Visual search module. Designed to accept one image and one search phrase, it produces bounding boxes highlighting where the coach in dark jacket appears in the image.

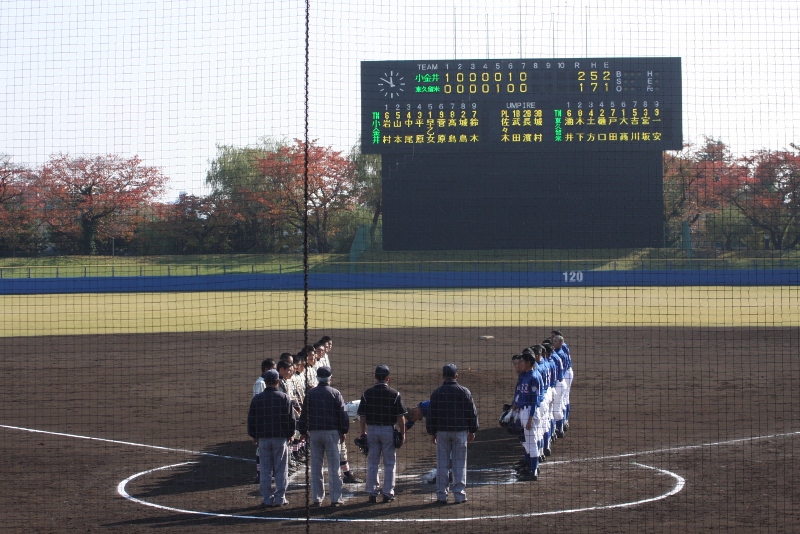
[247,369,296,507]
[427,363,479,504]
[298,366,349,507]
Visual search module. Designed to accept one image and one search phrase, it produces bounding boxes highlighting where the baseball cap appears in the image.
[375,364,390,380]
[317,366,332,381]
[442,363,458,378]
[264,369,279,383]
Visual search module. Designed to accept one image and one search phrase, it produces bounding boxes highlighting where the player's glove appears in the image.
[393,429,404,449]
[499,410,512,428]
[354,435,369,456]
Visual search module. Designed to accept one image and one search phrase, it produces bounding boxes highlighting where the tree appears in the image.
[350,146,382,243]
[254,140,356,253]
[0,155,43,255]
[36,154,168,254]
[205,141,287,252]
[704,206,753,250]
[663,138,737,247]
[159,193,242,253]
[717,146,800,250]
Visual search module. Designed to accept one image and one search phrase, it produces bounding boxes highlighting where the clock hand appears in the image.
[379,77,395,87]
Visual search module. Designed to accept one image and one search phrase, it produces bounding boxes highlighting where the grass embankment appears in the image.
[0,249,798,278]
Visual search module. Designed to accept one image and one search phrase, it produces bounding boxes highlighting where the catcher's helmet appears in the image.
[354,435,369,456]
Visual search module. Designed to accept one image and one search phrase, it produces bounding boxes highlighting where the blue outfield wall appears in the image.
[0,269,798,294]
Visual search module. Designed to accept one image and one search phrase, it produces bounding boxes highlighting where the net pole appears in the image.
[303,0,311,529]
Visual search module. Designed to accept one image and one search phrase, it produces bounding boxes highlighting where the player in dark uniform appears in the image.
[357,364,407,503]
[427,364,479,504]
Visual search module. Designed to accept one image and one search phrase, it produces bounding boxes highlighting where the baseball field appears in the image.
[1,286,798,532]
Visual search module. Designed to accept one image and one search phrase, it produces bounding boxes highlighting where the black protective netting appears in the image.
[1,1,798,532]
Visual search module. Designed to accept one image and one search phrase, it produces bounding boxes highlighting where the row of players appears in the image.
[502,331,574,481]
[249,330,573,505]
[252,336,364,485]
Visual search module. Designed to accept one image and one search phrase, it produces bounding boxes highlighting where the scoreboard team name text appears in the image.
[362,57,681,153]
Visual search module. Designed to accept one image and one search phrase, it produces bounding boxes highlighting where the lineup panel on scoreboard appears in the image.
[361,58,682,153]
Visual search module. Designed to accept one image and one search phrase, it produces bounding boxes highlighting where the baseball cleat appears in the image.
[368,495,378,503]
[382,494,395,503]
[342,473,363,484]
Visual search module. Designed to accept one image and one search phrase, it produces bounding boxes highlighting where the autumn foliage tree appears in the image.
[663,138,734,246]
[157,193,242,253]
[716,146,800,250]
[35,154,168,254]
[254,140,356,253]
[0,155,42,254]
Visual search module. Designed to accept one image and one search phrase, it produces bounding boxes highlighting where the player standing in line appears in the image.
[544,339,564,455]
[541,342,560,457]
[532,345,552,463]
[357,364,408,503]
[303,347,319,390]
[506,353,528,472]
[252,358,275,483]
[551,331,573,433]
[277,359,302,472]
[511,352,543,481]
[253,358,275,397]
[288,353,309,463]
[317,336,332,368]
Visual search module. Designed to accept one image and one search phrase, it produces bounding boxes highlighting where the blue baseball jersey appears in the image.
[405,400,430,430]
[549,353,565,382]
[557,344,572,370]
[535,359,550,391]
[532,366,545,405]
[513,369,541,409]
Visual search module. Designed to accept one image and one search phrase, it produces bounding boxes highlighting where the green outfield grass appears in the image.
[0,249,799,278]
[1,286,797,337]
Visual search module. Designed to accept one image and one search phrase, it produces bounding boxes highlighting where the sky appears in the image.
[1,0,798,198]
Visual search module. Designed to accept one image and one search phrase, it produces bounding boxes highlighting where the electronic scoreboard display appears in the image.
[361,57,682,153]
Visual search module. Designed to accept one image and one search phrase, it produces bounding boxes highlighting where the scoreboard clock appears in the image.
[361,57,682,153]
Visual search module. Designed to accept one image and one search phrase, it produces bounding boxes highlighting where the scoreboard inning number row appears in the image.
[361,58,682,153]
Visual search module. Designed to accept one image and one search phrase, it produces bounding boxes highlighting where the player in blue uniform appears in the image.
[511,352,543,481]
[405,400,430,430]
[533,344,553,463]
[551,331,573,433]
[544,340,565,453]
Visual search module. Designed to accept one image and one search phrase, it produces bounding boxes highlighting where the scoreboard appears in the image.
[361,57,682,153]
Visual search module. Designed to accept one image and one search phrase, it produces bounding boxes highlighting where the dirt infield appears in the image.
[1,326,799,532]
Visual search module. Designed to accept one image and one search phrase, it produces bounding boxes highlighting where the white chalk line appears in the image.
[115,460,684,523]
[0,424,245,461]
[4,424,798,522]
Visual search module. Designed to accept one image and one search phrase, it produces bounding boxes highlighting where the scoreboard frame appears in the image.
[361,57,682,153]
